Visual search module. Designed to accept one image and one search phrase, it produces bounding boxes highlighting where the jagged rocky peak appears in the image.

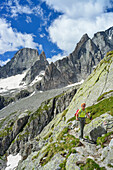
[0,48,40,78]
[9,48,40,69]
[38,51,47,61]
[92,26,113,55]
[73,33,90,55]
[21,50,49,85]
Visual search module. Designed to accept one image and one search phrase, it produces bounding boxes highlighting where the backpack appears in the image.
[75,109,79,117]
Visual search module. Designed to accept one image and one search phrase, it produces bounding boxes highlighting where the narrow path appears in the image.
[69,129,112,170]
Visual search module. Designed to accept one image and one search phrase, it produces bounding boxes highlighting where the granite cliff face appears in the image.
[0,48,40,78]
[22,51,49,84]
[36,27,113,91]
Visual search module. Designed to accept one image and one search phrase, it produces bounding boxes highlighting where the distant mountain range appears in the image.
[0,26,113,91]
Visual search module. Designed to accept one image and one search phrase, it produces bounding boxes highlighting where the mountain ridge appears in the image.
[0,26,113,93]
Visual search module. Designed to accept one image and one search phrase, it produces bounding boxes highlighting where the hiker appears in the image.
[76,103,90,139]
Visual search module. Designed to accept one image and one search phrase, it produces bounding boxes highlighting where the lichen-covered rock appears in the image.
[40,153,65,170]
[66,153,82,170]
[84,113,113,141]
[90,126,107,142]
[0,111,29,156]
[102,139,113,166]
[0,156,7,170]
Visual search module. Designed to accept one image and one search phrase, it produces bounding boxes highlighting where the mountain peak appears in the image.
[0,48,40,78]
[73,33,90,55]
[39,51,46,61]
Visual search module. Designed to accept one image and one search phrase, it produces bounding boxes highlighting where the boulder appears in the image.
[66,153,83,170]
[90,126,107,142]
[40,153,65,170]
[84,113,113,142]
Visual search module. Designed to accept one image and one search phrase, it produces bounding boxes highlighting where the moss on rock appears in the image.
[97,131,113,147]
[80,158,106,170]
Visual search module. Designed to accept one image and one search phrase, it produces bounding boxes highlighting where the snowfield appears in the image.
[5,153,22,170]
[66,79,84,88]
[0,71,27,93]
[30,70,45,86]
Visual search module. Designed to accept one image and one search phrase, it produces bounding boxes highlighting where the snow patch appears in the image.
[5,153,22,170]
[30,70,45,85]
[66,80,84,88]
[0,71,27,93]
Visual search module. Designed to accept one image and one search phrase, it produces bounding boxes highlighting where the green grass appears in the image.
[40,127,80,167]
[68,96,113,125]
[80,158,106,170]
[97,131,113,148]
[107,164,113,168]
[97,90,113,102]
[61,109,68,121]
[43,132,53,140]
[86,96,113,122]
[67,116,76,123]
[32,152,40,160]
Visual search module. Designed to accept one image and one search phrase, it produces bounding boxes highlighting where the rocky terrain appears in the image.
[0,51,113,170]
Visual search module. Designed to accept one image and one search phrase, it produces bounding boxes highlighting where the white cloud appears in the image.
[5,0,43,18]
[47,53,66,63]
[26,16,32,23]
[40,33,46,38]
[0,59,10,66]
[0,18,42,54]
[43,0,113,54]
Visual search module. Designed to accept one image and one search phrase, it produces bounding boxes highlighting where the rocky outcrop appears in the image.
[0,112,29,156]
[84,113,113,142]
[0,48,40,78]
[22,51,49,84]
[39,153,65,170]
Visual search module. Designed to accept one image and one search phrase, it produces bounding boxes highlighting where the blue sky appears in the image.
[0,0,113,66]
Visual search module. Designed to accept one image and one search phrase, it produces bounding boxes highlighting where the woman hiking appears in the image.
[76,103,90,139]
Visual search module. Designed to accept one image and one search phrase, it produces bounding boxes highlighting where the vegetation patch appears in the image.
[86,96,113,123]
[40,127,80,167]
[61,109,68,121]
[67,116,76,123]
[43,132,53,140]
[32,152,40,160]
[97,131,113,148]
[80,158,106,170]
[97,90,113,102]
[107,164,113,168]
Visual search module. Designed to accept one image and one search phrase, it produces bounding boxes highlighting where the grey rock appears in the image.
[84,113,113,142]
[39,153,65,170]
[66,153,83,170]
[0,48,40,78]
[90,126,107,142]
[0,155,7,170]
[22,51,49,84]
[109,138,113,149]
[0,111,29,156]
